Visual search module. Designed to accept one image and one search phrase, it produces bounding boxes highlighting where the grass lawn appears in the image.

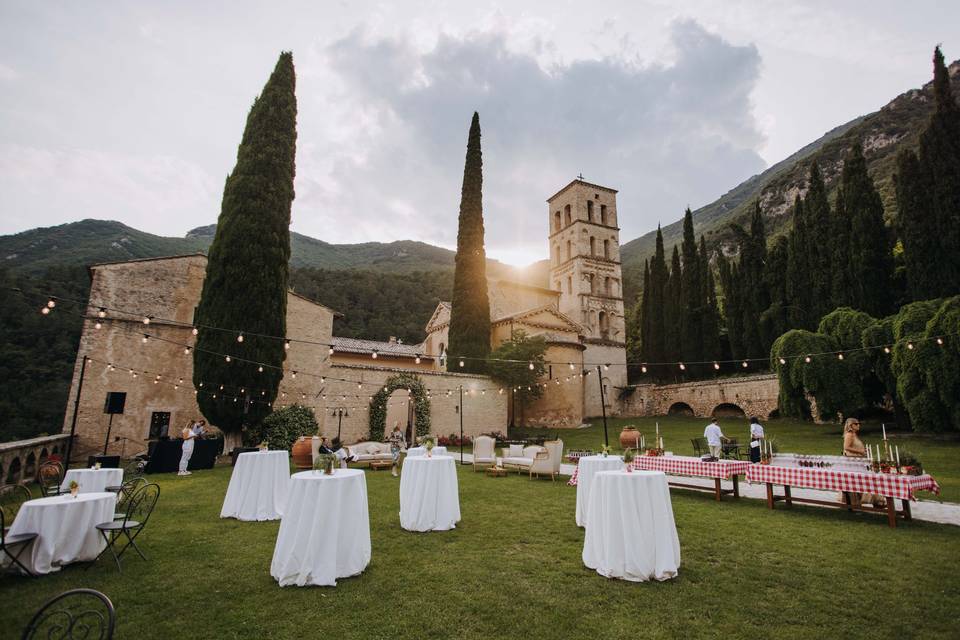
[510,416,960,503]
[3,460,959,639]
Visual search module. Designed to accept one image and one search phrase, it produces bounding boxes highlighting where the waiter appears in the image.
[749,417,765,463]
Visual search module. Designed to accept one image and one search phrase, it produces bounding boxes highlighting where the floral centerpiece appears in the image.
[623,448,636,472]
[898,450,923,475]
[600,444,610,458]
[313,453,336,475]
[423,437,436,458]
[258,441,268,452]
[93,462,101,470]
[69,480,80,497]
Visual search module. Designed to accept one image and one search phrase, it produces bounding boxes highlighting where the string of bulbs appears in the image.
[21,286,957,373]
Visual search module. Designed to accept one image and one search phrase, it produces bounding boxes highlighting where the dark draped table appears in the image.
[145,438,222,473]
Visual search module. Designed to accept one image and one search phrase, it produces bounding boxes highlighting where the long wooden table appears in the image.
[746,463,940,527]
[569,455,751,501]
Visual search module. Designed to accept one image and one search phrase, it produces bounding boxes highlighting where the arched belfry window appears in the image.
[603,239,610,259]
[564,204,572,226]
[600,204,607,225]
[566,239,572,260]
[554,211,561,231]
[589,237,596,255]
[587,200,594,222]
[598,311,609,338]
[604,276,611,295]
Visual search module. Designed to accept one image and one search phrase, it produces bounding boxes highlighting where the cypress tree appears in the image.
[841,142,894,316]
[679,208,702,373]
[447,112,491,373]
[831,184,854,307]
[699,236,721,371]
[639,259,651,362]
[739,203,769,359]
[760,235,790,351]
[920,46,960,295]
[193,52,297,438]
[646,226,668,377]
[785,194,811,328]
[665,245,683,372]
[895,149,937,299]
[718,254,744,362]
[803,162,835,322]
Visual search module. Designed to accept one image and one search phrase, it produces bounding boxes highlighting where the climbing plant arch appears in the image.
[368,373,432,442]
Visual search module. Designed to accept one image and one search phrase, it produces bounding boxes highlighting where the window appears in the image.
[600,204,607,225]
[612,278,619,297]
[564,204,572,226]
[567,276,572,293]
[553,244,560,265]
[599,311,609,337]
[604,277,611,295]
[603,239,610,259]
[554,211,561,231]
[149,411,170,439]
[588,273,595,294]
[587,200,594,222]
[589,237,596,255]
[566,240,572,260]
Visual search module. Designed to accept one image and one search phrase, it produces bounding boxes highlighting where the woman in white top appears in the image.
[178,422,196,476]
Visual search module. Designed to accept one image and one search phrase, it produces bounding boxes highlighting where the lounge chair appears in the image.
[472,435,497,471]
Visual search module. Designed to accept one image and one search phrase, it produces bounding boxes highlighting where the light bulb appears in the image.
[141,335,148,344]
[742,361,748,368]
[41,307,50,315]
[143,316,150,325]
[258,365,263,373]
[328,347,334,355]
[883,346,891,354]
[778,357,786,365]
[679,362,686,371]
[237,334,244,343]
[937,337,944,346]
[714,362,720,370]
[225,355,231,362]
[371,351,378,359]
[499,388,503,394]
[804,356,811,363]
[184,346,191,355]
[907,342,914,350]
[415,355,421,364]
[528,362,534,370]
[837,353,844,360]
[291,371,297,379]
[47,299,56,309]
[98,308,106,318]
[284,340,291,351]
[641,365,647,373]
[569,362,575,370]
[192,327,198,336]
[459,359,465,368]
[95,321,102,330]
[604,363,610,371]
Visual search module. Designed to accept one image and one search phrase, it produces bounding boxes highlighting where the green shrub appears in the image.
[770,329,862,420]
[252,404,318,450]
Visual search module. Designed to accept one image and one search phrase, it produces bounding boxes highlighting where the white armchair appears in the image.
[529,439,564,480]
[501,444,544,474]
[472,435,497,471]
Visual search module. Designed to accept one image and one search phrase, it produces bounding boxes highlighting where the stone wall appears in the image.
[620,374,779,420]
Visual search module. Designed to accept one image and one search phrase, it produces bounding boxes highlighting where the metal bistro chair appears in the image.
[112,477,147,521]
[722,438,743,460]
[21,588,116,640]
[1,484,37,577]
[92,483,160,572]
[37,461,64,497]
[691,437,708,457]
[105,458,145,494]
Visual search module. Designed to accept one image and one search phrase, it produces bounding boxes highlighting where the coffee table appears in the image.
[486,466,507,477]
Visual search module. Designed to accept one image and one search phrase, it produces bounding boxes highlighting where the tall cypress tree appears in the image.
[193,52,297,437]
[638,259,651,362]
[645,226,668,377]
[699,236,721,371]
[447,112,491,373]
[664,245,683,373]
[831,184,854,307]
[785,194,811,328]
[679,208,702,373]
[895,149,937,298]
[738,203,769,359]
[841,141,893,316]
[803,162,834,322]
[920,46,960,294]
[760,235,789,351]
[718,253,744,361]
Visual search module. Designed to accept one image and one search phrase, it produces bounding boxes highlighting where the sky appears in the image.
[0,1,956,266]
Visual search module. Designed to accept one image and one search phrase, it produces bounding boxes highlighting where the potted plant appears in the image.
[623,448,636,472]
[424,437,436,458]
[313,453,336,475]
[69,480,80,498]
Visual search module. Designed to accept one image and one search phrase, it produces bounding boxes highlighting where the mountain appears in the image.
[618,58,960,307]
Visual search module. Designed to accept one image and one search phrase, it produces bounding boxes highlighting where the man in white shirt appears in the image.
[703,419,727,459]
[749,417,764,463]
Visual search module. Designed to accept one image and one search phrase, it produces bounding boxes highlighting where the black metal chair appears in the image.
[722,438,742,460]
[1,484,37,577]
[691,437,708,457]
[37,461,64,497]
[105,458,145,493]
[112,477,147,521]
[92,483,160,572]
[21,588,116,639]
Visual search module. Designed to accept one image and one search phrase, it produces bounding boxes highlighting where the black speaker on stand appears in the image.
[102,392,126,456]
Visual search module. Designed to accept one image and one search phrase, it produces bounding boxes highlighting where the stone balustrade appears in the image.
[0,434,71,485]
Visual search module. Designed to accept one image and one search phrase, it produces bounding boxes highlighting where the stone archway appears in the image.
[712,402,746,418]
[667,402,695,417]
[369,373,431,443]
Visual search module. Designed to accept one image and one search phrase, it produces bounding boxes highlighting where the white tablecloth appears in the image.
[61,468,124,494]
[406,446,448,457]
[575,455,624,527]
[270,470,370,587]
[5,492,117,575]
[399,455,460,531]
[220,450,291,521]
[582,470,681,582]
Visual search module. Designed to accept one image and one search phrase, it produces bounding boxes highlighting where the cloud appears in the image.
[0,144,218,234]
[293,19,766,263]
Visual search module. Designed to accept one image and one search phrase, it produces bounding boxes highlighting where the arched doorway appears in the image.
[667,402,695,417]
[712,403,746,418]
[385,389,415,446]
[369,374,431,443]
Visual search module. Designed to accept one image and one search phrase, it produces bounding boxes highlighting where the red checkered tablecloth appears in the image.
[568,455,751,485]
[746,464,940,501]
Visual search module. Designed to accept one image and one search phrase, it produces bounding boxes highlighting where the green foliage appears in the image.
[193,52,297,434]
[486,330,547,406]
[289,267,452,343]
[679,209,702,371]
[448,112,491,375]
[770,329,863,420]
[0,266,87,442]
[699,236,722,372]
[368,374,431,442]
[639,227,668,378]
[664,245,683,367]
[248,404,317,450]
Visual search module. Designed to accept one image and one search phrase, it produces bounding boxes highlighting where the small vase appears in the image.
[625,463,633,473]
[70,486,79,498]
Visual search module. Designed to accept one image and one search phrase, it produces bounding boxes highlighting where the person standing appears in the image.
[192,419,207,438]
[387,421,405,477]
[749,417,765,463]
[178,421,196,476]
[703,419,727,459]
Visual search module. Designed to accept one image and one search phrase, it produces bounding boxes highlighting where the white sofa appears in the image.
[344,441,394,466]
[500,444,545,473]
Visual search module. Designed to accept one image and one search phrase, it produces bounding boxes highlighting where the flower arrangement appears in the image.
[69,480,79,497]
[600,444,610,458]
[313,453,336,475]
[422,437,436,457]
[93,462,102,470]
[623,448,636,472]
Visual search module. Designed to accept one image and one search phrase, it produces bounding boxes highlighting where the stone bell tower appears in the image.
[547,178,627,416]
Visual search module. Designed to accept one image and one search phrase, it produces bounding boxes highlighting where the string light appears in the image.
[258,365,263,373]
[641,365,647,373]
[459,359,465,368]
[41,306,50,315]
[679,362,686,371]
[141,334,149,344]
[192,327,198,336]
[837,353,844,360]
[328,347,334,355]
[237,333,244,343]
[291,371,297,379]
[225,355,231,363]
[804,355,812,363]
[142,316,151,325]
[528,362,534,370]
[184,346,192,355]
[778,357,786,365]
[415,355,421,364]
[937,337,944,346]
[713,362,720,370]
[371,351,378,359]
[94,320,102,330]
[46,299,56,309]
[883,346,891,354]
[284,340,291,351]
[604,363,610,371]
[97,308,106,319]
[907,342,914,350]
[741,361,748,368]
